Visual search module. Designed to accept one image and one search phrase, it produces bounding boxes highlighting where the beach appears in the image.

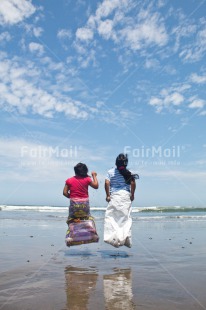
[0,206,206,310]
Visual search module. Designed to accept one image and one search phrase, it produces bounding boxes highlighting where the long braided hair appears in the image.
[116,153,139,184]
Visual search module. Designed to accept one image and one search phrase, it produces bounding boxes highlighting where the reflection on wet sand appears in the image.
[64,265,134,309]
[103,268,134,309]
[65,266,98,310]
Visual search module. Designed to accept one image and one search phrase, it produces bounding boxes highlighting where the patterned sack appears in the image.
[65,217,99,247]
[69,198,90,218]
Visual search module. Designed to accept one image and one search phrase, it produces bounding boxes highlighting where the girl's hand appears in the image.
[130,194,134,201]
[106,196,111,202]
[89,172,99,189]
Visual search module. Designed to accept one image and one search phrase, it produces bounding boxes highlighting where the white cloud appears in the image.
[75,0,168,55]
[188,98,205,109]
[97,19,115,40]
[76,27,94,41]
[145,58,160,69]
[149,89,184,113]
[29,42,44,55]
[57,29,72,40]
[149,97,162,106]
[163,65,177,75]
[119,109,138,121]
[88,0,131,30]
[0,31,12,43]
[0,55,92,119]
[190,73,206,84]
[174,84,191,92]
[0,0,36,25]
[73,41,88,55]
[179,24,206,62]
[57,29,73,51]
[33,27,43,37]
[148,80,204,114]
[165,92,184,106]
[72,1,169,70]
[157,0,166,8]
[77,49,96,68]
[95,0,122,19]
[120,13,168,50]
[199,27,206,44]
[172,24,197,53]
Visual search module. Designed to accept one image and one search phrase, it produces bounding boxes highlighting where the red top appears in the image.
[65,176,92,199]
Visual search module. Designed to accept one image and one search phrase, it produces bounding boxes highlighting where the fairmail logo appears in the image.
[124,145,182,159]
[21,145,80,158]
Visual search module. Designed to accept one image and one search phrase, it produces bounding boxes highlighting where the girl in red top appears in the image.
[63,163,98,220]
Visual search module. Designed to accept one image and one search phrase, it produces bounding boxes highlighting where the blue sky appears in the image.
[0,0,206,207]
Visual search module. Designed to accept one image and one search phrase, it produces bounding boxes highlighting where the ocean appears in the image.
[1,205,206,222]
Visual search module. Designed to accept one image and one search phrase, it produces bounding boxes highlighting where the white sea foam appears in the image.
[0,205,107,212]
[0,205,67,212]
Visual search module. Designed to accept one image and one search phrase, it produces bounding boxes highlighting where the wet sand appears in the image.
[0,218,206,310]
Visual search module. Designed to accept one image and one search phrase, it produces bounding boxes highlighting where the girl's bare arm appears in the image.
[130,180,136,201]
[89,171,99,189]
[63,184,70,198]
[105,179,111,202]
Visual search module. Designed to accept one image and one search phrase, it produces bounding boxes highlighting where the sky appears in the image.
[0,0,206,207]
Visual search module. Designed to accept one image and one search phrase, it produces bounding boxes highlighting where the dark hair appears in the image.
[116,153,139,184]
[74,163,88,177]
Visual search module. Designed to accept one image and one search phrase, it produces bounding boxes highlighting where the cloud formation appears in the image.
[74,0,168,67]
[149,88,185,113]
[179,22,206,62]
[190,73,206,84]
[29,42,44,55]
[0,54,91,119]
[0,0,36,25]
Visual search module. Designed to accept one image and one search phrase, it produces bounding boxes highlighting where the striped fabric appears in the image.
[106,168,130,193]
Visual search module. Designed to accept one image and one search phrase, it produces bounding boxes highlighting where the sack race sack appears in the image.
[65,217,99,247]
[104,190,132,248]
[69,198,90,218]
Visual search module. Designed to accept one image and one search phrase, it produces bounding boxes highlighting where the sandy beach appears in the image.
[1,216,206,310]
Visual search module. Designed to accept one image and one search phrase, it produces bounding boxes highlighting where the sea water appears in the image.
[1,205,206,222]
